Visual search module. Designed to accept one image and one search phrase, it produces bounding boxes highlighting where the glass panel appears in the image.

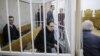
[52,0,71,54]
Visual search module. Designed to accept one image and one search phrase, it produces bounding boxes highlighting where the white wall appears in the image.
[20,1,31,26]
[0,0,7,33]
[8,0,19,27]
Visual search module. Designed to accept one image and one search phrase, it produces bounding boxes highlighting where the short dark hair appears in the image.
[47,19,54,25]
[9,16,14,18]
[50,5,54,8]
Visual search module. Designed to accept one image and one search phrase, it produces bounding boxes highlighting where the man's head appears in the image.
[82,20,94,31]
[38,9,40,12]
[47,19,54,31]
[50,5,55,11]
[9,16,14,25]
[60,8,63,13]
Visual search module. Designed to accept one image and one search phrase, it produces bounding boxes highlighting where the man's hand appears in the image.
[54,44,58,48]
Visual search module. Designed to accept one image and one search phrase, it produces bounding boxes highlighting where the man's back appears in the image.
[83,30,100,56]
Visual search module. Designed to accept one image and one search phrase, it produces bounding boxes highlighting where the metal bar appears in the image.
[55,0,60,54]
[39,4,42,28]
[0,51,71,55]
[6,0,12,52]
[0,43,2,51]
[29,0,35,54]
[43,0,47,53]
[70,0,76,55]
[17,0,23,52]
[65,0,71,49]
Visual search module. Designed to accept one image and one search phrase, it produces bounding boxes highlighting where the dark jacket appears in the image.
[34,27,57,52]
[3,24,19,45]
[36,11,43,21]
[47,11,54,21]
[36,12,40,21]
[58,13,65,21]
[83,30,100,56]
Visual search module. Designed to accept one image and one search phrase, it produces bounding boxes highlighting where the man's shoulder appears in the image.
[39,29,44,33]
[13,25,17,28]
[47,11,52,13]
[89,33,100,42]
[3,24,8,28]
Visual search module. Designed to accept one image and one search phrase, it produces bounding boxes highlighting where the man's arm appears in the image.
[34,30,44,50]
[3,25,9,44]
[46,31,57,48]
[13,25,19,38]
[51,31,57,44]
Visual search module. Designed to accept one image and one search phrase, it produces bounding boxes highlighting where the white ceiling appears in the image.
[21,0,54,3]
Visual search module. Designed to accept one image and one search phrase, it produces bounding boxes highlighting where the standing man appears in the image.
[36,9,40,27]
[3,16,19,46]
[47,5,55,21]
[58,8,65,40]
[58,8,65,26]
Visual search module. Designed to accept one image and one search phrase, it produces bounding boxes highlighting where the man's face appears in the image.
[9,18,14,25]
[47,22,54,31]
[60,9,63,13]
[52,6,55,11]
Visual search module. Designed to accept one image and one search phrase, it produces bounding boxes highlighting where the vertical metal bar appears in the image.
[39,4,42,28]
[70,0,76,55]
[29,0,35,54]
[55,0,60,54]
[43,0,47,53]
[0,43,2,51]
[75,0,81,55]
[17,0,23,52]
[65,0,71,49]
[6,0,12,52]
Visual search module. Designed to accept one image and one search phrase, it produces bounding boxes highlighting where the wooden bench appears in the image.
[20,24,31,35]
[1,27,41,51]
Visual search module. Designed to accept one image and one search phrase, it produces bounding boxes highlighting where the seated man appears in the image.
[3,16,19,46]
[82,20,100,56]
[34,19,62,53]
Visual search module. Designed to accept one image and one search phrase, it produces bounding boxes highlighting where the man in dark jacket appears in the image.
[34,20,62,53]
[47,5,55,21]
[82,20,100,56]
[3,16,19,46]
